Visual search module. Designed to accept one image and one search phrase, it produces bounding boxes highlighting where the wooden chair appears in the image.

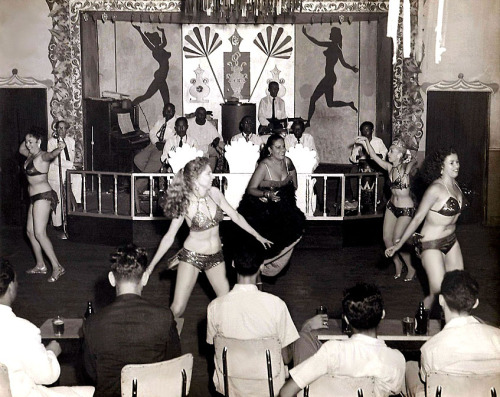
[426,371,500,397]
[0,363,12,397]
[120,353,193,397]
[213,335,283,397]
[302,375,376,397]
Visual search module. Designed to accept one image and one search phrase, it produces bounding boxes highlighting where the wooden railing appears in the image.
[67,170,384,221]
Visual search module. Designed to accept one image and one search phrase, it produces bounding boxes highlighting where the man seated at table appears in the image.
[0,258,94,397]
[187,107,224,171]
[160,117,199,168]
[405,270,500,397]
[231,115,264,147]
[258,81,287,134]
[83,244,181,397]
[284,119,319,170]
[206,243,300,396]
[346,121,388,210]
[279,283,406,397]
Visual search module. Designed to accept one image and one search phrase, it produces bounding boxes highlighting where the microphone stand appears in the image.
[55,134,69,239]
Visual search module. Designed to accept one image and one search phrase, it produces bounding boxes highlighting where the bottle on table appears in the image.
[84,301,95,319]
[415,301,428,335]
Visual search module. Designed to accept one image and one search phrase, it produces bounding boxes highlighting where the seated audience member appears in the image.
[206,243,300,396]
[406,270,500,397]
[258,81,287,134]
[160,117,198,166]
[187,107,224,171]
[279,283,406,397]
[83,244,181,397]
[231,115,264,147]
[346,121,388,209]
[0,258,94,397]
[284,119,319,170]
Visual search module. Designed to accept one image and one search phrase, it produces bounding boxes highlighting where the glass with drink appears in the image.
[52,316,65,336]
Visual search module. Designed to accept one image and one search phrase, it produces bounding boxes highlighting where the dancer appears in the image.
[19,128,66,282]
[237,134,306,277]
[386,148,467,309]
[302,26,359,127]
[147,157,272,318]
[131,25,171,106]
[355,136,417,281]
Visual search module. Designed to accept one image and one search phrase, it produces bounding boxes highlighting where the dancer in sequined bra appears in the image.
[147,157,272,318]
[386,148,468,310]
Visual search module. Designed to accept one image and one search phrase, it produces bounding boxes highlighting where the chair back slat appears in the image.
[357,388,364,397]
[266,350,274,397]
[435,385,442,397]
[492,387,497,397]
[121,353,193,397]
[214,335,283,397]
[426,372,500,397]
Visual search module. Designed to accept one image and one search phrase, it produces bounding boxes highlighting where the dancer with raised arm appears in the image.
[385,148,467,309]
[147,157,272,318]
[355,136,417,281]
[19,128,66,282]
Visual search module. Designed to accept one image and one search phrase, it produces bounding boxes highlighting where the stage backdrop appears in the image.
[295,21,377,163]
[97,22,182,133]
[182,24,295,132]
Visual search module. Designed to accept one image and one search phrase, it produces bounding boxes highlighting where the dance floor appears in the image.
[1,221,498,396]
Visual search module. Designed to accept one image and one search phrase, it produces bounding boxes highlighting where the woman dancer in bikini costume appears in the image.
[19,128,66,282]
[147,157,272,318]
[237,134,306,278]
[385,148,467,309]
[355,136,417,281]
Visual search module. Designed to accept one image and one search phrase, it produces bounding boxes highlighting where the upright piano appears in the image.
[83,98,149,173]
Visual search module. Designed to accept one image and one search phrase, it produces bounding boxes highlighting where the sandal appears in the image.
[26,266,48,275]
[48,267,66,283]
[393,274,402,280]
[404,274,417,282]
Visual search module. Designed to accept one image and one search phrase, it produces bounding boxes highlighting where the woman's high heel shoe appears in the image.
[48,266,65,283]
[404,274,417,282]
[26,266,48,275]
[393,274,402,280]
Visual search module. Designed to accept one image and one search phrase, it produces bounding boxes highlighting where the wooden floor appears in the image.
[1,221,499,396]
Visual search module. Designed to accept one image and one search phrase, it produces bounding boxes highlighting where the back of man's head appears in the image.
[233,241,264,277]
[342,283,384,330]
[110,244,148,283]
[0,258,15,298]
[441,270,479,314]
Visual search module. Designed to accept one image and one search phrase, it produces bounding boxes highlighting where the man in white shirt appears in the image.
[346,121,388,208]
[47,121,77,230]
[0,258,94,397]
[186,107,224,171]
[285,119,319,170]
[279,283,406,397]
[160,117,198,164]
[258,81,287,134]
[134,103,176,174]
[406,270,500,397]
[230,115,264,147]
[207,244,300,396]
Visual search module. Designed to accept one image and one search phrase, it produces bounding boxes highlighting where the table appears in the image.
[40,318,84,340]
[317,319,441,344]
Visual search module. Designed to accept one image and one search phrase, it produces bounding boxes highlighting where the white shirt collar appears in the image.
[232,284,259,292]
[350,333,387,346]
[443,315,478,329]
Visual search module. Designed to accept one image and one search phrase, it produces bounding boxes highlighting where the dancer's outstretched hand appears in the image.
[256,235,273,249]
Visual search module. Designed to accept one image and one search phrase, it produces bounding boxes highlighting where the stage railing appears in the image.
[67,170,383,221]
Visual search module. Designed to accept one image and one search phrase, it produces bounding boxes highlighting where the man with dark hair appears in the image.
[83,244,181,397]
[160,117,198,164]
[258,81,287,133]
[206,242,299,396]
[406,270,500,397]
[187,107,225,171]
[279,283,405,397]
[0,259,94,396]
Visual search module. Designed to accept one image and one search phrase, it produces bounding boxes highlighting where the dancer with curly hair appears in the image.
[19,128,67,282]
[385,148,467,309]
[147,157,272,318]
[355,136,417,281]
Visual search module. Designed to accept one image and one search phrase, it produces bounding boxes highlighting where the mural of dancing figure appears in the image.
[302,26,359,127]
[132,24,171,106]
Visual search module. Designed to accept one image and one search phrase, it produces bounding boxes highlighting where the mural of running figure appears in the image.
[302,26,359,127]
[132,24,171,106]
